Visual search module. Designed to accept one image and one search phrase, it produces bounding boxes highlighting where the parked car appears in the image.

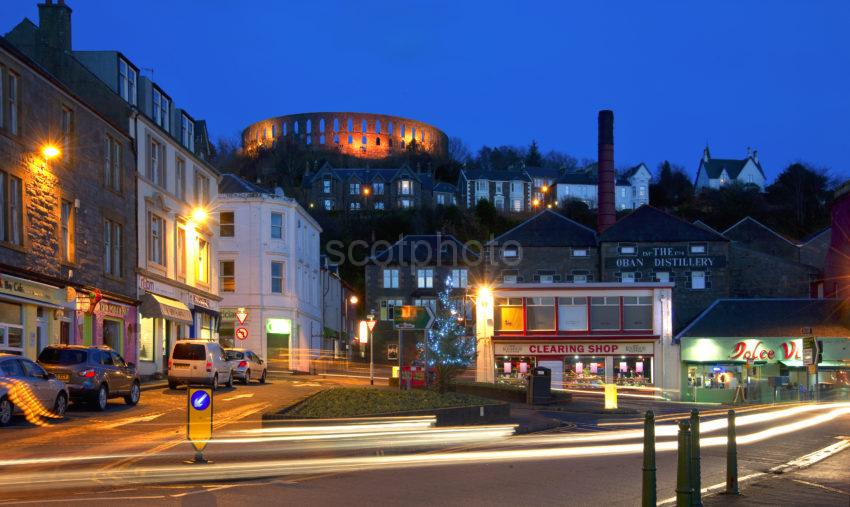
[168,340,233,390]
[0,353,69,426]
[37,345,140,411]
[224,348,267,385]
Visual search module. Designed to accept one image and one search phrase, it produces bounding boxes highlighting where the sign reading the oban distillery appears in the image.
[495,342,654,356]
[605,247,726,269]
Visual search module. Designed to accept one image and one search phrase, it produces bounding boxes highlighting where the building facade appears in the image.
[304,163,426,212]
[555,163,651,210]
[694,147,766,191]
[458,169,532,212]
[217,174,323,373]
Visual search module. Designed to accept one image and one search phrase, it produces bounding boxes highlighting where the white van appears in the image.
[168,340,234,390]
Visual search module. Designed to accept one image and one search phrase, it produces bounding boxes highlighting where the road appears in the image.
[1,379,848,506]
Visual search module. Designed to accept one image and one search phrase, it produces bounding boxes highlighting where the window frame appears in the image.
[148,212,166,267]
[219,211,235,237]
[270,212,283,239]
[383,268,399,289]
[270,261,284,294]
[219,260,235,292]
[416,268,434,289]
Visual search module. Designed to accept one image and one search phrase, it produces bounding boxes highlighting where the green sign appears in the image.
[802,336,816,366]
[393,305,435,330]
[681,337,849,365]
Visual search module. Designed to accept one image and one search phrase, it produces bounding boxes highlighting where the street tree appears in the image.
[422,276,476,393]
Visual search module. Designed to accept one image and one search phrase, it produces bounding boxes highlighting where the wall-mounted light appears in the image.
[42,144,61,160]
[191,207,208,224]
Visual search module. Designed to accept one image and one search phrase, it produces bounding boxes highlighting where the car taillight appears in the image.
[206,361,212,372]
[238,361,247,368]
[79,369,96,378]
[168,359,173,370]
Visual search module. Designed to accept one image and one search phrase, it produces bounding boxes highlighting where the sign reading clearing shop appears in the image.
[495,342,654,356]
[605,246,726,270]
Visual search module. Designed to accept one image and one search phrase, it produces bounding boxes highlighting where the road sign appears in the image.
[803,336,817,366]
[187,387,213,452]
[367,320,377,332]
[393,305,435,330]
[359,321,369,344]
[236,308,248,325]
[235,327,248,341]
[387,343,398,360]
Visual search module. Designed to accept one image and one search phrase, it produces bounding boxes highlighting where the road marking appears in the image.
[222,393,255,401]
[791,479,850,496]
[0,494,166,505]
[101,413,165,429]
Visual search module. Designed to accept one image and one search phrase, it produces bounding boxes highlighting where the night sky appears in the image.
[2,1,848,181]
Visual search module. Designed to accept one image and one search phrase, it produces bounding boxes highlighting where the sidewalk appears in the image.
[703,445,850,506]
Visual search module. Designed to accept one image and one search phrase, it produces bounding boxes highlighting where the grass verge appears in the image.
[286,388,496,418]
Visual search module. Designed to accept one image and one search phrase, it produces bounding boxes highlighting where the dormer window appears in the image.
[181,114,194,152]
[322,179,332,194]
[118,58,137,106]
[152,88,170,130]
[374,182,385,195]
[399,180,411,195]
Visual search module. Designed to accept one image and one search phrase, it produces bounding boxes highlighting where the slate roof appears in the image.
[461,169,531,182]
[676,299,850,339]
[433,182,458,193]
[723,217,799,246]
[701,156,765,180]
[219,173,272,194]
[525,166,563,180]
[801,227,831,245]
[556,165,636,186]
[370,234,479,265]
[489,209,597,247]
[599,205,729,243]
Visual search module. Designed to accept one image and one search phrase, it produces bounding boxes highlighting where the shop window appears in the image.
[197,313,213,341]
[219,211,234,237]
[623,296,652,330]
[495,298,524,332]
[0,301,23,353]
[615,356,652,386]
[526,297,555,331]
[565,356,605,387]
[496,356,534,386]
[139,317,154,361]
[558,297,587,331]
[590,296,620,330]
[103,319,122,352]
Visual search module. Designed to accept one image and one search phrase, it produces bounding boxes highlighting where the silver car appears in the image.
[0,353,69,426]
[225,348,267,384]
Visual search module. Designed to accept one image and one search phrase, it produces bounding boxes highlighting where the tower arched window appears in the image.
[294,121,300,134]
[306,119,312,133]
[334,118,339,132]
[347,118,353,131]
[376,119,381,134]
[362,119,368,132]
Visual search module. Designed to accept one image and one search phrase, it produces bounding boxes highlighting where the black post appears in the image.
[690,409,702,506]
[726,409,739,495]
[641,410,656,507]
[676,420,693,507]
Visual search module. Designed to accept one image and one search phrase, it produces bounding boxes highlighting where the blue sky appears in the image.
[2,1,848,181]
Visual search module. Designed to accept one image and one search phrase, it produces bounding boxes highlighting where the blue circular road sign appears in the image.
[190,390,211,411]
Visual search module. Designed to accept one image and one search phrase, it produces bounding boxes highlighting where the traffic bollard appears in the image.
[689,409,702,506]
[726,409,739,495]
[642,410,656,507]
[676,420,693,507]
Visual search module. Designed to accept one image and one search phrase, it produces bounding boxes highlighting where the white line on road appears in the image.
[222,393,255,401]
[101,413,165,430]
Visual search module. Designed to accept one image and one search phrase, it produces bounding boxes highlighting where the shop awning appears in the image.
[779,360,850,368]
[139,293,193,325]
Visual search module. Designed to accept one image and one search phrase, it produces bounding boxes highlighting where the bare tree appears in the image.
[448,136,472,164]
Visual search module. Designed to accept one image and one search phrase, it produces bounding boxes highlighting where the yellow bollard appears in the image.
[604,383,618,409]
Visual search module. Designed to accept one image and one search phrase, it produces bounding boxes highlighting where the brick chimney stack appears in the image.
[597,110,616,234]
[38,0,72,53]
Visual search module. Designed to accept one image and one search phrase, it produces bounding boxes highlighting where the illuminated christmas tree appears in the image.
[421,276,476,393]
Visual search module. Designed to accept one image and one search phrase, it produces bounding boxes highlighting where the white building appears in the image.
[555,163,651,210]
[216,175,323,373]
[694,147,766,191]
[74,51,222,378]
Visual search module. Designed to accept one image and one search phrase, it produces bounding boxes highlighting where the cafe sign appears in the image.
[681,337,850,364]
[605,246,726,270]
[495,342,654,356]
[0,274,63,305]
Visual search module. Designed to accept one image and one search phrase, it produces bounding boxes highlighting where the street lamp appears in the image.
[191,207,208,224]
[41,144,61,160]
[349,295,359,305]
[362,187,371,196]
[541,184,549,193]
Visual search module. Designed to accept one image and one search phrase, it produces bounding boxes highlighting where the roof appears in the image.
[692,220,724,236]
[599,205,729,243]
[432,181,457,193]
[490,209,597,247]
[621,164,649,179]
[701,156,765,180]
[676,299,850,339]
[723,216,799,247]
[370,234,479,265]
[801,227,831,245]
[219,173,271,194]
[556,165,635,186]
[461,169,531,182]
[525,166,563,179]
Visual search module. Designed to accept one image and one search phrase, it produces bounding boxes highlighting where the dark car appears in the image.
[37,345,140,411]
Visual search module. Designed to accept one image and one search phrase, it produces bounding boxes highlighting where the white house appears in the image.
[555,163,651,210]
[695,147,766,191]
[216,175,323,373]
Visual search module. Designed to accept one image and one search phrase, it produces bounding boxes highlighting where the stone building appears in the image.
[458,169,533,212]
[0,35,137,360]
[303,163,426,212]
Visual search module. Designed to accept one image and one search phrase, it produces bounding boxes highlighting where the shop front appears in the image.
[0,273,66,359]
[680,337,850,403]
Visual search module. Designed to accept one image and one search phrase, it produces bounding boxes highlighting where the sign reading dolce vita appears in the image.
[605,246,726,269]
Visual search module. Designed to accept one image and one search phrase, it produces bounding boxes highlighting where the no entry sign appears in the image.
[235,327,248,340]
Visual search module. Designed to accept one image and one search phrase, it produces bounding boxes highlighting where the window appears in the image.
[322,179,332,193]
[502,246,518,259]
[61,106,74,159]
[621,272,636,283]
[349,183,360,195]
[152,88,170,130]
[176,224,186,280]
[375,119,381,134]
[373,182,385,195]
[437,194,446,205]
[399,180,411,195]
[572,274,588,283]
[323,199,333,210]
[105,136,122,192]
[691,271,706,290]
[690,243,707,254]
[475,180,487,192]
[0,171,23,245]
[271,212,283,239]
[181,114,195,152]
[271,261,284,293]
[148,138,165,187]
[558,297,588,331]
[417,268,434,288]
[0,302,23,352]
[60,199,74,263]
[619,244,636,255]
[175,158,186,199]
[383,268,399,288]
[374,202,385,210]
[623,296,652,330]
[388,121,394,135]
[7,72,19,135]
[380,299,404,321]
[118,58,137,105]
[450,269,468,288]
[103,219,122,277]
[148,213,165,265]
[502,271,518,284]
[656,272,670,283]
[511,199,522,212]
[348,134,353,144]
[350,202,361,211]
[220,261,235,292]
[572,248,588,257]
[590,296,620,330]
[413,298,436,313]
[197,237,209,285]
[194,171,210,205]
[495,298,523,331]
[219,211,234,237]
[527,297,555,331]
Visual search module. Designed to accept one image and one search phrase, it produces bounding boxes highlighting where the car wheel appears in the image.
[259,370,267,384]
[53,392,68,418]
[242,370,251,385]
[124,381,140,406]
[212,374,219,391]
[226,371,234,388]
[168,381,178,390]
[94,384,109,411]
[0,397,13,426]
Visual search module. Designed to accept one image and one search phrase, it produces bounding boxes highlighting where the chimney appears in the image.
[38,1,73,52]
[752,149,759,164]
[597,110,616,234]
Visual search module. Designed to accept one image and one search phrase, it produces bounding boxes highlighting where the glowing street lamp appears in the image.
[541,185,549,193]
[191,207,208,224]
[349,295,359,305]
[362,187,371,196]
[42,144,61,160]
[532,198,540,207]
